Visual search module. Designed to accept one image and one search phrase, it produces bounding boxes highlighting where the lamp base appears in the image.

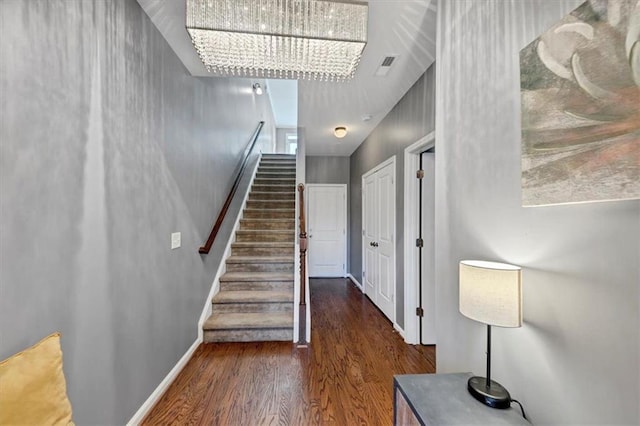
[467,376,511,409]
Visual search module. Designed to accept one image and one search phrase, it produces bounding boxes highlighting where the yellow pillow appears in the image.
[0,332,73,425]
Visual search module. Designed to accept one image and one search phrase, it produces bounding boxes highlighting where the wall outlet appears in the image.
[171,232,181,249]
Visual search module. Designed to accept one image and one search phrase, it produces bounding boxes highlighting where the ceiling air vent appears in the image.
[374,55,397,77]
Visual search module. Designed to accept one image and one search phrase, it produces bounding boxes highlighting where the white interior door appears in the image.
[362,158,396,322]
[307,185,346,277]
[363,174,377,296]
[375,163,395,320]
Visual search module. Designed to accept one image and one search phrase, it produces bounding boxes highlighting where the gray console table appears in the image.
[394,373,531,425]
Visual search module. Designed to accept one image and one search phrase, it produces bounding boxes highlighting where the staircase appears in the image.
[203,154,296,342]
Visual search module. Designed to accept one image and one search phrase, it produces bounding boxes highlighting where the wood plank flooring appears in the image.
[142,278,435,425]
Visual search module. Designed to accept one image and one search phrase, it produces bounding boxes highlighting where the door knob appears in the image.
[374,242,379,247]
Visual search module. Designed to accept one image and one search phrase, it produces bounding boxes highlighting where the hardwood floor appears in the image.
[142,278,435,425]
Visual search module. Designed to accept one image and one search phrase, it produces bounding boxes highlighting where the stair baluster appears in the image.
[297,183,308,345]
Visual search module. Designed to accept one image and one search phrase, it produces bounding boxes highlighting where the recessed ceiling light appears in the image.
[253,83,263,95]
[334,127,347,138]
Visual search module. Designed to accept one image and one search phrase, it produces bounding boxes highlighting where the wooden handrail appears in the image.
[297,183,308,344]
[199,121,265,254]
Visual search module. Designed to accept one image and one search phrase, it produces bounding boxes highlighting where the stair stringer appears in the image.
[197,153,263,342]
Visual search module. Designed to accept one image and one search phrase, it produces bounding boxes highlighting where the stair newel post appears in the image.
[297,183,308,344]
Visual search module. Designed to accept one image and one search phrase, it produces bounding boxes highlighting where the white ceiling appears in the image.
[136,0,437,157]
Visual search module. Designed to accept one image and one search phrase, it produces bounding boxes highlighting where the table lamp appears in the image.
[459,260,522,409]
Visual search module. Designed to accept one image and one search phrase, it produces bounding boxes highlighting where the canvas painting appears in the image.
[520,0,640,206]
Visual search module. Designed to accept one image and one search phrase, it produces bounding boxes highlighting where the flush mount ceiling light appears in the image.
[253,83,263,95]
[334,126,347,138]
[186,0,368,81]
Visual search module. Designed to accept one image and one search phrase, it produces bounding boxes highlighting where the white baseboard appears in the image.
[394,322,406,339]
[127,338,200,425]
[347,273,363,292]
[347,274,403,338]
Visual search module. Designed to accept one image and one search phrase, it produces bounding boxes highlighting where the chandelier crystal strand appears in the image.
[186,0,367,81]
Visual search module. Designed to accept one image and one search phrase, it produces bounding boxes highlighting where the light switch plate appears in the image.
[171,232,181,249]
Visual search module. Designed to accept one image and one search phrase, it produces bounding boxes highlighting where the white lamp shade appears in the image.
[459,260,522,328]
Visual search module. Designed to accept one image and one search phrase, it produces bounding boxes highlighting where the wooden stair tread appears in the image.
[213,290,293,303]
[220,272,294,282]
[204,312,293,330]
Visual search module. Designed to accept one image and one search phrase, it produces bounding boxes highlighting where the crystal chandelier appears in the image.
[186,0,368,81]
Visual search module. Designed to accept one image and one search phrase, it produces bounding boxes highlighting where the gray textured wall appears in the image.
[435,0,640,423]
[0,0,274,423]
[349,65,436,328]
[306,156,350,185]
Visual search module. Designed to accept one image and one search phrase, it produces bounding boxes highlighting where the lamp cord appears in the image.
[510,399,527,420]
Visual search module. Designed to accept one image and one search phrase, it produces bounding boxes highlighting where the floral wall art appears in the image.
[520,0,640,206]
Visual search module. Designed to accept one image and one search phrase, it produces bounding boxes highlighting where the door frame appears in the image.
[306,184,347,277]
[403,131,435,345]
[361,155,397,325]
